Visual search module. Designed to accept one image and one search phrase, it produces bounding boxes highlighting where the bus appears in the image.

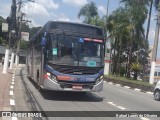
[27,21,105,92]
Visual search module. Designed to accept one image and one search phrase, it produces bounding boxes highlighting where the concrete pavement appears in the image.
[0,63,15,112]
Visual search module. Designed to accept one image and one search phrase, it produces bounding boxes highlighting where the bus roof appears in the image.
[30,21,104,41]
[47,20,103,29]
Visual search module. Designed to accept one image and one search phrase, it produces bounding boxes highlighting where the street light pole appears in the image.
[149,8,160,84]
[104,0,110,75]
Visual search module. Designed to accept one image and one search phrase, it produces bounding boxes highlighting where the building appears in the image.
[0,45,6,62]
[146,46,160,82]
[0,45,26,64]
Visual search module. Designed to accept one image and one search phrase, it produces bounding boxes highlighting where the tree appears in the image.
[78,1,98,24]
[90,15,105,27]
[106,0,150,78]
[106,8,132,75]
[0,16,8,45]
[21,23,30,32]
[29,26,41,39]
[20,23,41,50]
[130,63,142,80]
[20,40,29,50]
[120,0,150,77]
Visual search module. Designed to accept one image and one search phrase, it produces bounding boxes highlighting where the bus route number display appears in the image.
[87,61,96,67]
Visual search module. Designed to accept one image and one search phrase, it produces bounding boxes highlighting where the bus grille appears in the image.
[47,63,103,75]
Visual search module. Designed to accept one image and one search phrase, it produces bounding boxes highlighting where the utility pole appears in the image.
[146,0,153,42]
[3,0,17,73]
[104,0,110,75]
[15,0,22,66]
[9,0,17,69]
[149,6,160,84]
[141,0,153,80]
[15,0,34,66]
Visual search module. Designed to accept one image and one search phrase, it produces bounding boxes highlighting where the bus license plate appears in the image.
[72,85,82,90]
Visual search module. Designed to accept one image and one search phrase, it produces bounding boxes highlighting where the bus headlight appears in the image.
[47,72,57,82]
[47,72,51,76]
[96,75,103,84]
[100,75,104,79]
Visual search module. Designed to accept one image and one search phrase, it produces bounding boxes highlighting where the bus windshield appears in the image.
[46,34,104,67]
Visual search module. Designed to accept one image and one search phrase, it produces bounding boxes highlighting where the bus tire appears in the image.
[37,70,41,91]
[154,89,160,101]
[37,70,46,93]
[79,92,88,95]
[37,81,44,92]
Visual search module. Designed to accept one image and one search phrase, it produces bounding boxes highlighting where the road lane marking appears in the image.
[10,99,15,105]
[12,82,14,85]
[116,106,126,110]
[106,82,153,95]
[115,84,120,86]
[10,86,14,89]
[12,117,18,120]
[12,79,14,82]
[140,117,150,120]
[108,102,116,106]
[9,91,13,96]
[134,88,141,91]
[108,82,113,85]
[107,102,126,110]
[124,86,130,89]
[146,92,153,95]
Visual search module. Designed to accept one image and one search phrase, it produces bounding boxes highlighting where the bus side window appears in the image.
[158,72,160,76]
[45,36,50,61]
[155,72,158,76]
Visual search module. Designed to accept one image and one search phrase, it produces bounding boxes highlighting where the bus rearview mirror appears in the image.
[41,37,46,47]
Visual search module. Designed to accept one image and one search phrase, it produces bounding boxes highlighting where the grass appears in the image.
[105,74,154,87]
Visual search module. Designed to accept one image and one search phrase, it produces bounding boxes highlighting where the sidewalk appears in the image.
[0,63,15,112]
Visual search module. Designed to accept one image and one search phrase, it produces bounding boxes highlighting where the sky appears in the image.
[0,0,159,58]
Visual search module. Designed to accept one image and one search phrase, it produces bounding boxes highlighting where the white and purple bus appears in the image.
[27,21,105,92]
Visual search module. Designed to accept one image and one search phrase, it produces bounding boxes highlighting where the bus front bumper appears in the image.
[43,78,103,92]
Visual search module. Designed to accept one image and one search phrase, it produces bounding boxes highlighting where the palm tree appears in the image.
[106,8,131,75]
[130,63,142,80]
[120,0,150,77]
[78,2,98,24]
[106,0,150,77]
[90,15,105,28]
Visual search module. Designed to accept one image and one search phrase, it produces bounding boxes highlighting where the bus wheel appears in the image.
[37,71,41,91]
[37,80,44,92]
[154,90,160,101]
[79,92,88,95]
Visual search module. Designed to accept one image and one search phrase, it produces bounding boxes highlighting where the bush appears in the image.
[119,66,126,77]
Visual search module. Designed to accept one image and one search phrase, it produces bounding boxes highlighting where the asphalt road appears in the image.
[13,68,160,120]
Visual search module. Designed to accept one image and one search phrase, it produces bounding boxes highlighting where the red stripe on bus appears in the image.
[84,38,103,43]
[57,76,71,81]
[43,74,48,79]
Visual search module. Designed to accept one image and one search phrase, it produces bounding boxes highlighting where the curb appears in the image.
[104,78,154,95]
